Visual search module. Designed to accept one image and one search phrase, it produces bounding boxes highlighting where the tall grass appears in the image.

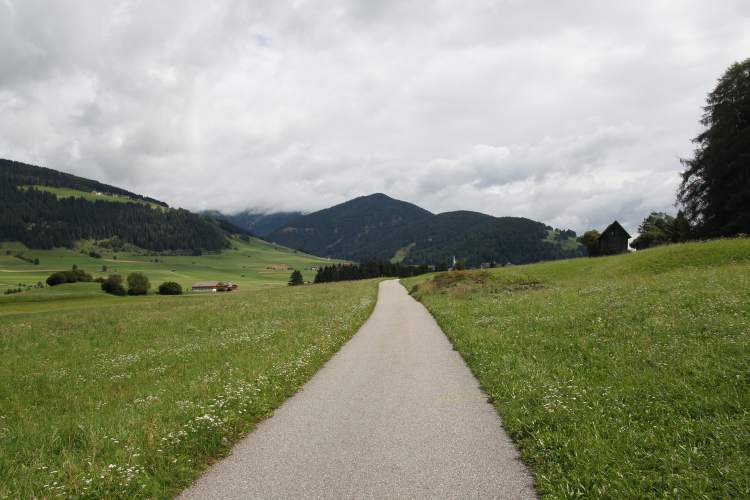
[405,239,750,498]
[0,280,378,498]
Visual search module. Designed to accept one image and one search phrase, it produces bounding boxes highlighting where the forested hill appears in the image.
[0,159,229,251]
[204,210,303,237]
[1,159,166,207]
[266,193,584,266]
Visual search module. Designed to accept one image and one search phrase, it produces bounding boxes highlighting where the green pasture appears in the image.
[0,279,379,498]
[405,238,750,498]
[544,229,581,252]
[18,185,164,210]
[0,237,338,314]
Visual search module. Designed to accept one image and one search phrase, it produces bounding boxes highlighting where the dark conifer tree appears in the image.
[288,270,304,286]
[678,58,750,236]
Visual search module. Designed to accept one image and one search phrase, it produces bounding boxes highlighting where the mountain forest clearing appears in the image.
[0,279,378,498]
[404,238,750,498]
[17,185,166,210]
[0,236,340,316]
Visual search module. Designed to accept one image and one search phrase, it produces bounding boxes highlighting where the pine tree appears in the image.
[678,58,750,236]
[288,270,304,286]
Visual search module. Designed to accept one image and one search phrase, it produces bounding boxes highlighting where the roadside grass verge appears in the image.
[405,239,750,498]
[0,280,378,498]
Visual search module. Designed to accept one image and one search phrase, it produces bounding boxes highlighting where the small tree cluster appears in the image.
[158,281,182,295]
[580,230,601,257]
[631,212,691,250]
[46,267,93,286]
[100,272,151,296]
[314,259,429,284]
[101,274,126,295]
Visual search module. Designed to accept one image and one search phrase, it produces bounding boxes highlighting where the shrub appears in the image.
[158,281,182,295]
[73,269,93,282]
[127,272,150,295]
[581,230,601,257]
[101,275,126,296]
[46,270,80,286]
[46,272,68,286]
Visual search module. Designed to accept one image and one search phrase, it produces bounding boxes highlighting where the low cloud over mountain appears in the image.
[1,1,748,234]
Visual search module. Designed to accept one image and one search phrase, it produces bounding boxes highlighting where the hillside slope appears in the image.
[204,210,304,237]
[267,193,583,265]
[405,239,750,497]
[0,159,228,251]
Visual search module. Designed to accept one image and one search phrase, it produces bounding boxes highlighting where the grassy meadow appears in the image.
[405,239,750,498]
[0,237,339,315]
[0,279,378,498]
[18,185,165,210]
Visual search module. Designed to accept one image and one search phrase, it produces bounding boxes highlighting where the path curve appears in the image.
[180,280,536,499]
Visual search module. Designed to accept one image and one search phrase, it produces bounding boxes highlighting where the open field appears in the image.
[0,237,340,315]
[405,239,750,498]
[0,279,378,498]
[18,185,164,210]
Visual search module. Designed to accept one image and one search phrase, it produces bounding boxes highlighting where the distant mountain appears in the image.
[205,210,303,237]
[266,193,584,266]
[0,159,230,252]
[268,193,433,261]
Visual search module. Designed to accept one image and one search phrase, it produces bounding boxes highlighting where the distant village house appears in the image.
[191,281,238,292]
[598,221,630,255]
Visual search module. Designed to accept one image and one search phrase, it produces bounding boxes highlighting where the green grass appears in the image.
[0,279,379,498]
[390,243,416,263]
[405,239,750,498]
[544,229,581,252]
[0,237,340,315]
[19,185,164,210]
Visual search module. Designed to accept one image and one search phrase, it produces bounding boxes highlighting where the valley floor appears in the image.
[0,280,378,498]
[0,236,340,315]
[2,238,748,499]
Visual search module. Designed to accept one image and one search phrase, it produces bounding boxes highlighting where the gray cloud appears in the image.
[1,0,749,234]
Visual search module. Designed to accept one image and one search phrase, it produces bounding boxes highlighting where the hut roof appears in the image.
[599,220,631,239]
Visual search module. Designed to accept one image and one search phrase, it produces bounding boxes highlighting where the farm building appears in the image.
[598,221,631,255]
[191,281,238,292]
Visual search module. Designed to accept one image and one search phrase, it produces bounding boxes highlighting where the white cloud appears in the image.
[1,0,748,234]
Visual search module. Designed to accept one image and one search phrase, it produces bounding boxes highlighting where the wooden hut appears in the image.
[598,221,631,255]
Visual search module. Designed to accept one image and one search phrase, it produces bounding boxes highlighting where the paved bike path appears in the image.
[180,280,535,499]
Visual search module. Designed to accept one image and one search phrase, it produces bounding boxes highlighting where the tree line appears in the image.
[313,260,430,283]
[44,265,183,296]
[582,57,750,255]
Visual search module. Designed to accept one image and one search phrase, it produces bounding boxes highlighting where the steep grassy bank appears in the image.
[0,280,378,498]
[405,239,750,498]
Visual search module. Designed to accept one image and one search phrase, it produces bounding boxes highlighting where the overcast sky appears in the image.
[1,1,749,233]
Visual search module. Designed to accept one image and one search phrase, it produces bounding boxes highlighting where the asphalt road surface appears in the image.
[180,279,536,499]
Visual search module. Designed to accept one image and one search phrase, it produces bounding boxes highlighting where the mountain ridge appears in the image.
[1,160,583,265]
[265,193,583,266]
